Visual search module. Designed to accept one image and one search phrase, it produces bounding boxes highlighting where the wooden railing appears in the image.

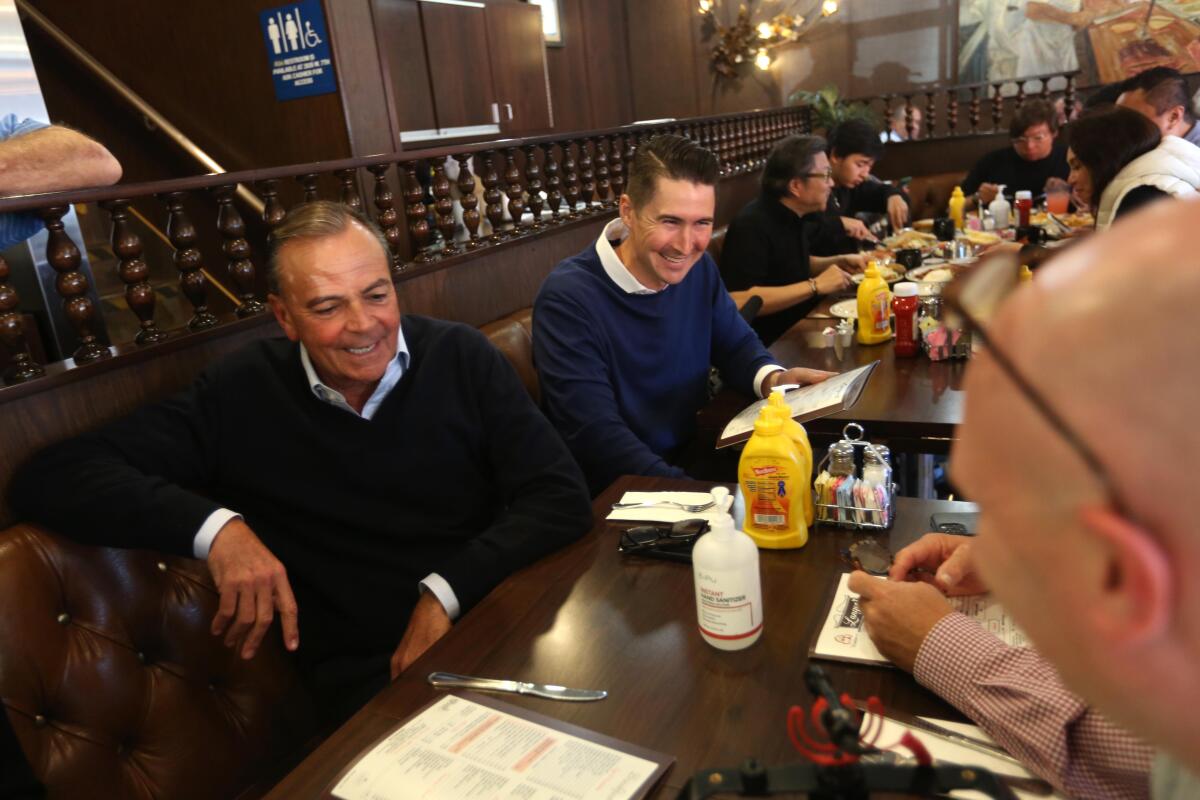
[846,71,1081,140]
[0,106,808,386]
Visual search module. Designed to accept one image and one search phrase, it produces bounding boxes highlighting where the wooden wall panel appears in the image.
[373,0,437,136]
[23,0,353,176]
[579,0,634,128]
[421,2,497,130]
[545,0,593,132]
[326,0,399,156]
[486,2,553,135]
[624,0,701,121]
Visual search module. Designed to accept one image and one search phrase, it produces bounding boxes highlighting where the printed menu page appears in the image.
[331,694,670,800]
[717,362,879,448]
[811,573,1029,666]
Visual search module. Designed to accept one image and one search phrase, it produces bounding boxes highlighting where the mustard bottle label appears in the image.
[870,291,890,333]
[742,462,793,530]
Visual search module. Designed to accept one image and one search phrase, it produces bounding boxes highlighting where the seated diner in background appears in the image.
[533,134,834,495]
[812,119,910,251]
[719,134,860,346]
[9,201,592,725]
[1067,105,1200,229]
[881,105,921,143]
[847,200,1200,797]
[1116,66,1200,149]
[960,99,1068,210]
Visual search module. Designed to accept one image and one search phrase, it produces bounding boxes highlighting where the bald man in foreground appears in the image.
[849,198,1200,799]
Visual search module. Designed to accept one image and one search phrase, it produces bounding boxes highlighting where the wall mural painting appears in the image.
[958,1,1200,87]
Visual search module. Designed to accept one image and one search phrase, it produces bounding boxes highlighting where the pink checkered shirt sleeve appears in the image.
[914,612,1153,800]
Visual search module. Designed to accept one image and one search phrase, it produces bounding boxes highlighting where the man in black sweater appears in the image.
[961,98,1069,210]
[9,201,591,723]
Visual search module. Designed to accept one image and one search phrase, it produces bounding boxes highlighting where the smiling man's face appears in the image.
[268,221,400,407]
[616,176,715,291]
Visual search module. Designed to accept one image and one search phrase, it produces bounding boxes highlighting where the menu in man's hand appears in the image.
[328,693,673,800]
[717,362,879,448]
[810,573,1030,667]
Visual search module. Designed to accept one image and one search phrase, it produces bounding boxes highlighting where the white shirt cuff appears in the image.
[194,508,241,559]
[419,573,461,621]
[754,364,786,398]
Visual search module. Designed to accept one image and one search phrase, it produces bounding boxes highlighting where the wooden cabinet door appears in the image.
[485,2,553,136]
[420,1,497,131]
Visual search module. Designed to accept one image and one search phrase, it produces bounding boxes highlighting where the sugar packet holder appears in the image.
[812,422,896,531]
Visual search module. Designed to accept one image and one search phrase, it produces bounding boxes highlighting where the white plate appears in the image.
[829,299,858,320]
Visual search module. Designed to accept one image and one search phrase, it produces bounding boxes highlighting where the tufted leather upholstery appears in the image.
[0,524,315,800]
[706,225,727,263]
[480,307,539,406]
[906,171,968,221]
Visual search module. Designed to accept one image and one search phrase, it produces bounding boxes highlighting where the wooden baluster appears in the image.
[903,95,915,140]
[431,160,457,255]
[1039,78,1050,101]
[563,140,581,218]
[403,162,433,261]
[925,91,936,139]
[578,138,595,213]
[594,137,611,208]
[969,86,980,134]
[504,147,527,232]
[297,173,320,204]
[991,83,1004,131]
[882,95,893,135]
[335,168,363,211]
[101,199,167,346]
[367,164,403,279]
[160,191,217,329]
[482,151,506,239]
[542,143,563,224]
[947,89,959,136]
[257,179,287,231]
[623,134,637,181]
[1016,81,1027,113]
[608,135,624,205]
[38,206,108,361]
[1065,74,1077,123]
[455,153,482,248]
[0,255,44,383]
[524,144,545,228]
[212,186,265,317]
[803,105,814,135]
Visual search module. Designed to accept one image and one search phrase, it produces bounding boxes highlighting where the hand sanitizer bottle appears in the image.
[989,185,1011,230]
[693,487,764,651]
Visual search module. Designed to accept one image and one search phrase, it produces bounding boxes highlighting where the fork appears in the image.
[611,499,715,513]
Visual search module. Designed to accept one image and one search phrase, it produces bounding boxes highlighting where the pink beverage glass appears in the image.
[1046,190,1069,215]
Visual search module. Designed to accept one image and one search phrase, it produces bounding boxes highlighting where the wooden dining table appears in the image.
[266,475,980,799]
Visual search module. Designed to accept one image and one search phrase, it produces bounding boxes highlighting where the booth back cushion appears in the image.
[0,524,314,799]
[481,307,539,405]
[906,171,968,221]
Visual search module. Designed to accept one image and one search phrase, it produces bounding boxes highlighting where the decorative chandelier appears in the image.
[699,0,842,84]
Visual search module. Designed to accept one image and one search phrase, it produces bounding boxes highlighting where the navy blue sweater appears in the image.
[533,241,775,494]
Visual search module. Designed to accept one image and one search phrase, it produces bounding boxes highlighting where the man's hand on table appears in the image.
[815,266,853,295]
[887,194,909,232]
[836,253,867,274]
[391,590,453,679]
[208,518,299,659]
[761,367,836,396]
[890,532,988,595]
[848,571,953,672]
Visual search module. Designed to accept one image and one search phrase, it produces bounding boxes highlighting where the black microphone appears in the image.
[804,663,862,754]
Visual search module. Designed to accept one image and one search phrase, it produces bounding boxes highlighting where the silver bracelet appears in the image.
[809,278,819,296]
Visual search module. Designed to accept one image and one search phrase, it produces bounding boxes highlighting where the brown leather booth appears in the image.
[0,524,315,799]
[906,171,968,221]
[480,307,539,405]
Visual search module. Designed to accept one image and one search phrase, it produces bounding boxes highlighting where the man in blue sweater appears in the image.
[12,202,591,723]
[533,135,832,494]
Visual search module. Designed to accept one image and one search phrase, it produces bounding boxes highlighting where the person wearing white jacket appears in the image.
[1066,105,1200,229]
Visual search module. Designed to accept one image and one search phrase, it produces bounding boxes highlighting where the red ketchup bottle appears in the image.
[892,281,919,357]
[1014,190,1033,227]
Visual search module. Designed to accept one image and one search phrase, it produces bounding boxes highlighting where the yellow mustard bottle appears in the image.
[766,387,814,527]
[1019,264,1033,283]
[948,185,965,230]
[738,408,807,549]
[856,261,892,345]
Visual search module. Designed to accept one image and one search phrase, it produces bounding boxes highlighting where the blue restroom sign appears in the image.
[260,0,337,101]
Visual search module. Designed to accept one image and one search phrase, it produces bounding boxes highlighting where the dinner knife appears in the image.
[853,701,1022,767]
[428,671,607,701]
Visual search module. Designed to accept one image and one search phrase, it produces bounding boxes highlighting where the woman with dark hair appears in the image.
[1067,105,1200,228]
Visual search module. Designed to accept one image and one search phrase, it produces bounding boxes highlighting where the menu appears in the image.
[717,362,878,448]
[810,573,1029,666]
[328,693,672,800]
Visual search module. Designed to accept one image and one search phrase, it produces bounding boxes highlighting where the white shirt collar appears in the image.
[299,326,411,420]
[595,218,665,295]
